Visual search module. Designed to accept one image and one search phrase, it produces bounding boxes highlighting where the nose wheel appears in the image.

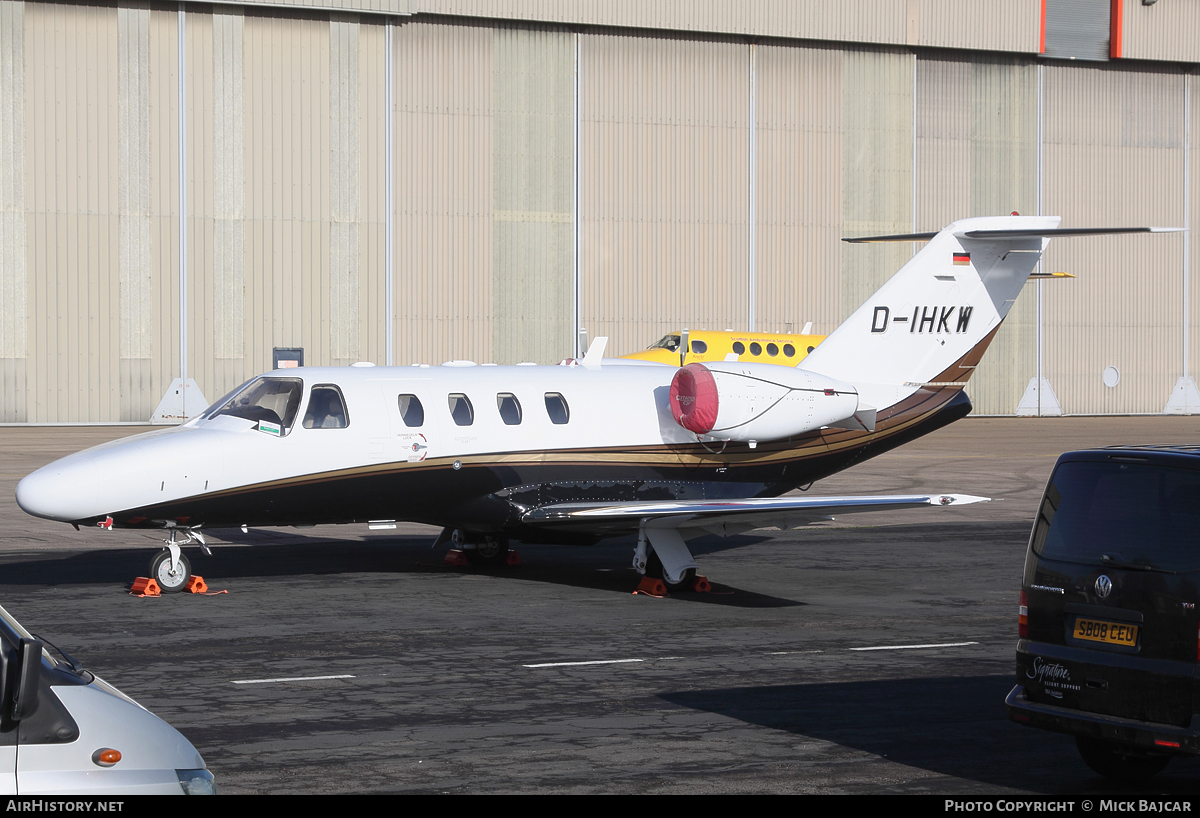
[150,549,192,593]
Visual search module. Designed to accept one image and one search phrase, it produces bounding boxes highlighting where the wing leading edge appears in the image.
[521,493,990,537]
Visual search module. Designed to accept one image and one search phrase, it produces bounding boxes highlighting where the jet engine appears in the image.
[669,362,866,443]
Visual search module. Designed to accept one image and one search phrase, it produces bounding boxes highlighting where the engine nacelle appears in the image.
[669,362,861,443]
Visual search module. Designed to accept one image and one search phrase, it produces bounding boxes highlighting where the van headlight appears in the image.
[177,768,217,795]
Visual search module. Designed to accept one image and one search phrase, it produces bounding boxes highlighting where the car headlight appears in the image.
[177,768,217,795]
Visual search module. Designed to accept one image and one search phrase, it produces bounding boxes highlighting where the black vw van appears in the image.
[1006,446,1200,781]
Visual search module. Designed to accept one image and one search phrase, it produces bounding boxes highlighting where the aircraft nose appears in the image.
[16,456,100,522]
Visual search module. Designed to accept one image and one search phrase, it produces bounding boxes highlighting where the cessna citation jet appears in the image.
[16,216,1176,593]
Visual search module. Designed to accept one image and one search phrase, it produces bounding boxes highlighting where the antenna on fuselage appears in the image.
[581,336,608,367]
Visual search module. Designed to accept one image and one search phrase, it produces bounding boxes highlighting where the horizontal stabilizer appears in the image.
[844,226,1184,243]
[957,227,1184,239]
[842,232,938,243]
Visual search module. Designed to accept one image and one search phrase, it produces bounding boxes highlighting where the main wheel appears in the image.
[1076,737,1171,782]
[644,551,696,590]
[464,535,510,567]
[150,550,192,594]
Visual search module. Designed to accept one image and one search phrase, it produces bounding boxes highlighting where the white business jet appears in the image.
[16,216,1177,592]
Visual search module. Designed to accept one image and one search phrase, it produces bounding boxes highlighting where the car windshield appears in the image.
[206,377,303,433]
[1032,460,1200,572]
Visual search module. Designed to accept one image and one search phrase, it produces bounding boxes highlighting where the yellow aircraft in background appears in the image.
[622,325,827,367]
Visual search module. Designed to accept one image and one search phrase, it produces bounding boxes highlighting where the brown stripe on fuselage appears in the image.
[188,327,1001,503]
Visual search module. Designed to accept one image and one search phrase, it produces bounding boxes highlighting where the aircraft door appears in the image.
[392,389,430,463]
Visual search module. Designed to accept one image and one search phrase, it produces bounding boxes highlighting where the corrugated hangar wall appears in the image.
[0,0,1197,421]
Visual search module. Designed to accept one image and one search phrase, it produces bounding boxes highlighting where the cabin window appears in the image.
[784,344,796,358]
[750,342,762,356]
[807,345,815,354]
[398,394,424,427]
[208,377,303,434]
[544,393,570,425]
[766,343,779,357]
[732,341,745,355]
[303,385,350,429]
[690,340,707,354]
[497,393,522,425]
[448,393,474,426]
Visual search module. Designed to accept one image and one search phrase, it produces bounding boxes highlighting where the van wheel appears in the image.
[644,552,696,590]
[1076,737,1171,782]
[150,550,192,593]
[464,535,509,567]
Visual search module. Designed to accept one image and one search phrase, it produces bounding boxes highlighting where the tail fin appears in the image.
[799,216,1180,411]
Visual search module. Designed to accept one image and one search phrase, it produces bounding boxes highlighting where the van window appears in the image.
[303,385,350,429]
[398,394,424,427]
[497,393,522,425]
[690,340,707,354]
[208,377,303,434]
[1033,460,1200,572]
[545,393,569,424]
[449,394,474,426]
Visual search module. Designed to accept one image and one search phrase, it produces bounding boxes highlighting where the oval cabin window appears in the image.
[398,394,424,427]
[544,393,570,425]
[497,393,522,425]
[448,394,474,426]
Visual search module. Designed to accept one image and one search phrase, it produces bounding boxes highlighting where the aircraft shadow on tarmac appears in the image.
[660,675,1200,794]
[0,533,803,609]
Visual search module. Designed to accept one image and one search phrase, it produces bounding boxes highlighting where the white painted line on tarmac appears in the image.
[523,658,645,668]
[232,674,357,685]
[848,641,978,652]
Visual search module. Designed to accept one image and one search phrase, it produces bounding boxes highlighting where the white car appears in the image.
[0,603,215,795]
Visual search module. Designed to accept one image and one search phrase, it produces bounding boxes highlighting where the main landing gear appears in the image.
[449,529,513,567]
[151,527,210,594]
[634,526,709,594]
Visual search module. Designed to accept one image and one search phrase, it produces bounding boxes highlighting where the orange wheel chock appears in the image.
[130,577,161,597]
[185,575,208,594]
[690,575,712,593]
[443,548,469,566]
[505,550,521,566]
[633,577,669,598]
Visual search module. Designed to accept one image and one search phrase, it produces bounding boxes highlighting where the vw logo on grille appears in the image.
[1095,574,1113,599]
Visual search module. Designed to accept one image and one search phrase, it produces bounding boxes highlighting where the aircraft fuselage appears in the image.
[15,360,971,539]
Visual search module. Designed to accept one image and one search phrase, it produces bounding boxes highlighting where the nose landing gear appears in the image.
[151,528,209,594]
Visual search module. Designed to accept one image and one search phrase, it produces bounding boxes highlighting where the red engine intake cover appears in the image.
[670,363,719,434]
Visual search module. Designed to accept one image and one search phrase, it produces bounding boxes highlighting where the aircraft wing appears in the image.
[520,493,989,537]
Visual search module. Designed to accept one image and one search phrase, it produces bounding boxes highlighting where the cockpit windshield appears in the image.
[206,377,303,434]
[648,334,681,351]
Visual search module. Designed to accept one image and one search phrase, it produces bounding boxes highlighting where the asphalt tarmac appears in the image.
[2,416,1200,794]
